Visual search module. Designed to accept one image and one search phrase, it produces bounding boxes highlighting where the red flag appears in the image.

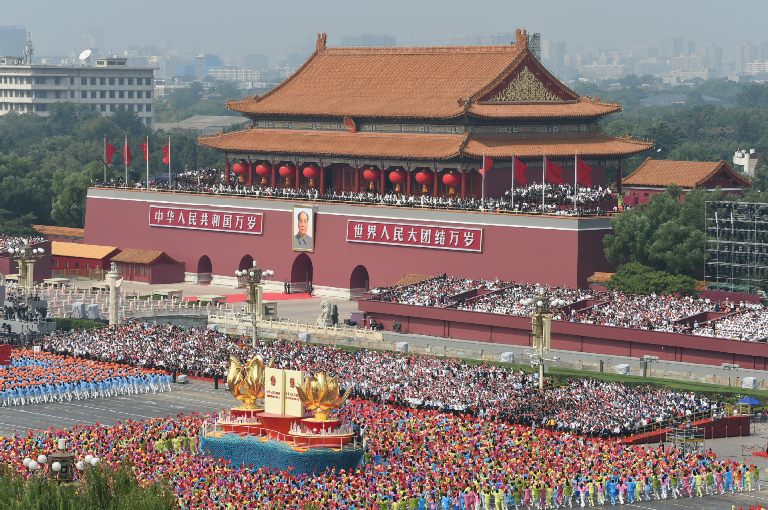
[478,155,494,176]
[123,141,133,166]
[162,143,170,165]
[513,157,528,186]
[545,159,566,185]
[141,142,149,161]
[576,157,593,187]
[104,140,117,165]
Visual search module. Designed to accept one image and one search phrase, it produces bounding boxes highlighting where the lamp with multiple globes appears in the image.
[235,261,274,346]
[519,289,563,390]
[7,240,45,289]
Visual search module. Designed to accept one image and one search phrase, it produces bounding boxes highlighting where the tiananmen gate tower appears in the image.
[84,29,653,297]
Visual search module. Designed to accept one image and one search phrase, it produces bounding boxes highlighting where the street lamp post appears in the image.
[7,241,45,289]
[640,355,659,378]
[520,289,565,391]
[721,362,739,387]
[235,261,274,346]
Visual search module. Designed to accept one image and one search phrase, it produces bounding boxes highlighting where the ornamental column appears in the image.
[406,169,412,195]
[433,169,439,198]
[379,167,386,194]
[225,156,231,186]
[247,158,254,186]
[271,161,277,187]
[616,160,623,194]
[106,262,122,326]
[295,162,301,190]
[319,164,326,194]
[354,166,360,193]
[461,169,467,198]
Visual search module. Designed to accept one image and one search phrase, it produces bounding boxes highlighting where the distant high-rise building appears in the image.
[737,43,760,73]
[705,44,723,74]
[194,54,222,80]
[527,33,541,59]
[0,56,155,125]
[340,34,396,47]
[0,26,25,57]
[542,40,566,77]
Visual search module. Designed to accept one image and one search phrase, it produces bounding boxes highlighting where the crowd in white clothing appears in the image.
[100,173,617,215]
[368,275,768,341]
[0,235,46,254]
[41,321,715,437]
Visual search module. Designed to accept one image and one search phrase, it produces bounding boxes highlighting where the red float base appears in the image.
[230,408,263,420]
[300,417,341,433]
[290,431,355,448]
[219,422,267,436]
[256,412,305,436]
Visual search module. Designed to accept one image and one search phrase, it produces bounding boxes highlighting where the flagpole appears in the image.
[511,154,515,211]
[103,136,107,183]
[146,136,150,190]
[542,155,546,213]
[168,136,171,186]
[481,154,486,205]
[124,135,128,185]
[574,153,578,213]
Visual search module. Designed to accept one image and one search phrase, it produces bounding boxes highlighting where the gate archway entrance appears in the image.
[290,254,313,293]
[349,265,369,298]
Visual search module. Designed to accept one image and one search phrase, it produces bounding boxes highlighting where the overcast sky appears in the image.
[5,0,766,59]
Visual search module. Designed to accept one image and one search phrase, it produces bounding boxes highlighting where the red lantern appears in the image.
[389,169,405,193]
[278,164,295,187]
[362,167,379,190]
[388,170,405,184]
[302,165,320,187]
[232,161,249,176]
[442,172,460,187]
[255,163,271,185]
[414,170,432,185]
[362,167,379,181]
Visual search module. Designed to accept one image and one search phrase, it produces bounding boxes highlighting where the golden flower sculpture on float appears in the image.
[295,372,352,421]
[227,355,267,409]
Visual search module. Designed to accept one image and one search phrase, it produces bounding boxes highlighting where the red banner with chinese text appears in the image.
[149,205,263,235]
[346,220,482,252]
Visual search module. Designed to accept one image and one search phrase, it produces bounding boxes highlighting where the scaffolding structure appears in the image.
[666,426,706,455]
[705,201,768,293]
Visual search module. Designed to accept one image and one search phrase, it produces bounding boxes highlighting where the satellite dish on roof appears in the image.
[78,49,92,61]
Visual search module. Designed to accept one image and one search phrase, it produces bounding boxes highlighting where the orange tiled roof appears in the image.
[199,129,652,160]
[199,129,465,160]
[468,98,620,119]
[227,34,619,121]
[464,135,653,158]
[623,158,751,188]
[32,224,85,239]
[51,242,118,260]
[587,272,614,283]
[111,249,172,265]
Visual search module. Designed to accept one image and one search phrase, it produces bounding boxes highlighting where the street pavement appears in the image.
[0,379,233,437]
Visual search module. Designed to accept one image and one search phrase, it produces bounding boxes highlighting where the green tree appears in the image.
[606,262,698,295]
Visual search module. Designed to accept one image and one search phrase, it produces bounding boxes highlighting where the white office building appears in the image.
[0,56,155,125]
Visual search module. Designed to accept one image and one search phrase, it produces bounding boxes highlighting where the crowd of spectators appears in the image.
[2,287,47,323]
[100,173,617,216]
[369,275,768,341]
[693,304,768,341]
[41,321,714,437]
[0,235,46,254]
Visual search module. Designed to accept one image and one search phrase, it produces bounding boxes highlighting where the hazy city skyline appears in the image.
[5,0,768,60]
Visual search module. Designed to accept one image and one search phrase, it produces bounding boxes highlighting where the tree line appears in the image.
[0,103,222,230]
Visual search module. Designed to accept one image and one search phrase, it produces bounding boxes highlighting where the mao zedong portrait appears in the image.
[293,210,313,251]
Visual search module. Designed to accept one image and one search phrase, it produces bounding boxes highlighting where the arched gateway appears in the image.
[349,265,369,297]
[290,254,314,293]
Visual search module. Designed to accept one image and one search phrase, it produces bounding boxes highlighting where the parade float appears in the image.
[199,356,363,474]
